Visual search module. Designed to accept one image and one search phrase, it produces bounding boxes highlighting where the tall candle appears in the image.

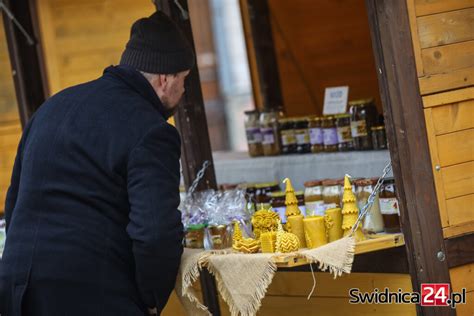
[325,208,343,242]
[287,214,306,248]
[303,216,327,249]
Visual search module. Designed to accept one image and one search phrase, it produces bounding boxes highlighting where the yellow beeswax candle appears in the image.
[303,216,327,249]
[287,214,306,248]
[325,208,343,242]
[260,231,277,253]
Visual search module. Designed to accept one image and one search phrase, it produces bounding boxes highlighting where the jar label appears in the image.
[323,128,338,145]
[351,120,368,137]
[281,130,296,145]
[305,200,325,216]
[261,128,275,145]
[295,130,310,145]
[336,126,352,143]
[309,128,323,145]
[246,127,262,144]
[379,198,399,215]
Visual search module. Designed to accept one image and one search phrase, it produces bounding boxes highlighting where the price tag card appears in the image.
[323,86,349,115]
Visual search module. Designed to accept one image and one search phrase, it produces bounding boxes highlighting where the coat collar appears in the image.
[103,65,173,119]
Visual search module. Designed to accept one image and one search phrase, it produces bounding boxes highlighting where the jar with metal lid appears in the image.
[322,116,338,152]
[371,125,388,150]
[239,183,257,213]
[259,110,282,156]
[304,180,325,216]
[254,183,272,209]
[379,178,401,233]
[185,224,205,248]
[322,179,341,210]
[207,224,230,249]
[244,110,264,157]
[355,178,384,234]
[279,118,297,155]
[335,113,354,151]
[294,117,311,154]
[270,191,286,223]
[349,98,377,150]
[308,116,324,153]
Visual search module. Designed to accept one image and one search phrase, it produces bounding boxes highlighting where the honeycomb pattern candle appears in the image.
[303,216,327,249]
[286,214,306,248]
[260,231,277,253]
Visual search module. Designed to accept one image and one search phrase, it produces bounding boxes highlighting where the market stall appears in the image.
[2,0,472,315]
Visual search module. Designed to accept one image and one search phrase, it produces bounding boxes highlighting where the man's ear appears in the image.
[157,74,168,90]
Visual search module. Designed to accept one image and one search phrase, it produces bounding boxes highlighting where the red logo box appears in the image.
[421,283,450,306]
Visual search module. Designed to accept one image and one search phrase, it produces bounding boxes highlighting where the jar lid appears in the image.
[293,116,309,122]
[354,178,372,186]
[348,98,375,106]
[269,191,285,198]
[295,191,304,196]
[304,180,322,187]
[371,125,385,131]
[308,116,321,121]
[278,118,290,123]
[323,115,335,120]
[219,183,239,191]
[244,109,259,115]
[268,181,279,187]
[188,224,206,230]
[322,179,339,186]
[383,178,396,184]
[254,183,268,189]
[334,113,351,119]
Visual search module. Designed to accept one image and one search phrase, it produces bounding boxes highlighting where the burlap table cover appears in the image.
[175,236,356,316]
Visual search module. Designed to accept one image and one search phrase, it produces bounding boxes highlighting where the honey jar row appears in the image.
[244,98,387,157]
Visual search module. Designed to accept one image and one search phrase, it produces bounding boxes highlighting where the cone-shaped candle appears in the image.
[283,178,301,217]
[232,221,243,251]
[341,175,365,241]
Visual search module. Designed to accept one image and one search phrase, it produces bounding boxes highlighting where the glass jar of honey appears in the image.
[260,110,282,156]
[308,116,324,153]
[244,110,263,157]
[294,117,311,154]
[335,113,354,152]
[270,191,286,223]
[379,178,401,233]
[371,125,388,150]
[322,179,341,210]
[349,98,377,150]
[322,116,338,152]
[185,224,205,248]
[304,180,325,216]
[279,118,297,155]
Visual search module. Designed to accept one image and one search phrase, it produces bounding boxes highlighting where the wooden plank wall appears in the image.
[0,15,22,215]
[406,0,474,239]
[164,272,416,316]
[267,0,382,117]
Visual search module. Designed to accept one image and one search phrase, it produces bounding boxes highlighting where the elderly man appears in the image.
[1,11,192,316]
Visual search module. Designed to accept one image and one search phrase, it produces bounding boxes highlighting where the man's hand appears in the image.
[148,307,158,315]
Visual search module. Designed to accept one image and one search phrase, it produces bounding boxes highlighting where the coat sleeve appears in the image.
[126,122,184,312]
[4,116,35,233]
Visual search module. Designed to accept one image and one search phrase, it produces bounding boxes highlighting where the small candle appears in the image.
[260,231,277,253]
[325,208,343,242]
[287,214,306,248]
[303,216,327,249]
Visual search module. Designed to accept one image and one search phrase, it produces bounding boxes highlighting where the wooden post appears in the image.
[156,0,217,192]
[244,0,283,110]
[155,1,220,315]
[365,1,453,315]
[2,0,48,127]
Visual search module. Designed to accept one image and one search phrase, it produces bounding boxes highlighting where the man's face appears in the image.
[160,70,190,112]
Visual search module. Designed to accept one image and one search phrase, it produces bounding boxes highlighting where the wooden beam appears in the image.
[445,233,474,269]
[245,0,283,110]
[156,0,217,192]
[2,0,49,127]
[365,1,453,315]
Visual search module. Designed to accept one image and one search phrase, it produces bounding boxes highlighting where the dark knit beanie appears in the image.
[120,11,195,74]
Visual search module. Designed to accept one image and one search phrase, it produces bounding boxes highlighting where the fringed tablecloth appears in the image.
[175,236,356,316]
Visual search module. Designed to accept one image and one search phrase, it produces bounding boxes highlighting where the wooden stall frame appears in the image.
[2,0,48,127]
[5,0,473,315]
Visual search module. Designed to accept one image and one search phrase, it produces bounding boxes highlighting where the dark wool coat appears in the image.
[0,65,184,316]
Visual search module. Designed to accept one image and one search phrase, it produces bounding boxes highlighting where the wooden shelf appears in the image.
[274,233,405,268]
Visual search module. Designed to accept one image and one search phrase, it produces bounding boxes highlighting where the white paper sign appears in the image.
[323,86,349,115]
